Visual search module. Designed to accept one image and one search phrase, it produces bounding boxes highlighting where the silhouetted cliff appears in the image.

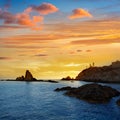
[76,61,120,83]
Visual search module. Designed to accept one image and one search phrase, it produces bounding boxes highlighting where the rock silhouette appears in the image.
[16,70,37,81]
[25,70,34,81]
[76,61,120,83]
[61,76,74,80]
[55,84,120,103]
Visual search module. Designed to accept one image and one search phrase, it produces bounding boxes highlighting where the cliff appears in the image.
[76,61,120,83]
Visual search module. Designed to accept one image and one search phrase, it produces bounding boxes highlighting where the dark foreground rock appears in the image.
[55,86,75,91]
[55,84,120,103]
[16,70,37,81]
[116,99,120,106]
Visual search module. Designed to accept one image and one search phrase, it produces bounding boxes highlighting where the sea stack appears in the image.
[16,70,37,81]
[25,70,34,81]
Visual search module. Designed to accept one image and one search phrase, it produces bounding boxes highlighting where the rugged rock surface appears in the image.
[55,84,120,103]
[76,61,120,83]
[116,99,120,106]
[16,70,37,81]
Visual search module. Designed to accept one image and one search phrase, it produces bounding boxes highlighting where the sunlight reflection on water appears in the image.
[0,81,120,120]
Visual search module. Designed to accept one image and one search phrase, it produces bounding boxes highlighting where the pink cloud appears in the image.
[31,3,58,15]
[33,16,44,23]
[0,2,58,30]
[0,8,43,29]
[0,10,15,24]
[16,13,43,27]
[69,8,92,19]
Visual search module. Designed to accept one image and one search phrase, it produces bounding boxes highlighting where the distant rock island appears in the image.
[61,76,74,81]
[75,60,120,83]
[55,83,120,104]
[16,70,37,81]
[15,70,58,83]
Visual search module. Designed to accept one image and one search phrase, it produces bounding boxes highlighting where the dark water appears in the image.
[0,81,120,120]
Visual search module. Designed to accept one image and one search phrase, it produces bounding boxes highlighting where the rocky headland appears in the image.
[75,61,120,83]
[55,83,120,104]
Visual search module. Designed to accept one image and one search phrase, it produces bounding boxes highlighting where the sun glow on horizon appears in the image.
[0,0,120,79]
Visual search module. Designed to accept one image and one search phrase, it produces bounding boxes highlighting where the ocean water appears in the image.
[0,81,120,120]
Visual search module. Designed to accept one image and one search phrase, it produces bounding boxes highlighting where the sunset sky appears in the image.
[0,0,120,79]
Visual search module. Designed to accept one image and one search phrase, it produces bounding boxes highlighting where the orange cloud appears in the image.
[0,2,58,30]
[16,13,34,26]
[71,39,120,45]
[0,57,11,60]
[33,16,44,23]
[86,50,92,52]
[16,13,44,27]
[0,25,26,30]
[35,54,48,57]
[69,8,92,19]
[31,3,58,15]
[0,9,43,29]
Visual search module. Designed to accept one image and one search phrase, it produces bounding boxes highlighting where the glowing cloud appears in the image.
[0,10,15,24]
[31,3,59,15]
[0,2,58,30]
[0,57,11,60]
[0,9,43,29]
[69,8,92,19]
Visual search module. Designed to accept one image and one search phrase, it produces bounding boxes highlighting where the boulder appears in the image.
[55,84,120,103]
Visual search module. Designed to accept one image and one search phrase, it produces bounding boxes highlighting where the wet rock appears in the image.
[47,80,58,83]
[55,84,120,103]
[116,99,120,106]
[55,86,75,91]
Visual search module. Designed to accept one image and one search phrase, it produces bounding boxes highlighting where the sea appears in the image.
[0,80,120,120]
